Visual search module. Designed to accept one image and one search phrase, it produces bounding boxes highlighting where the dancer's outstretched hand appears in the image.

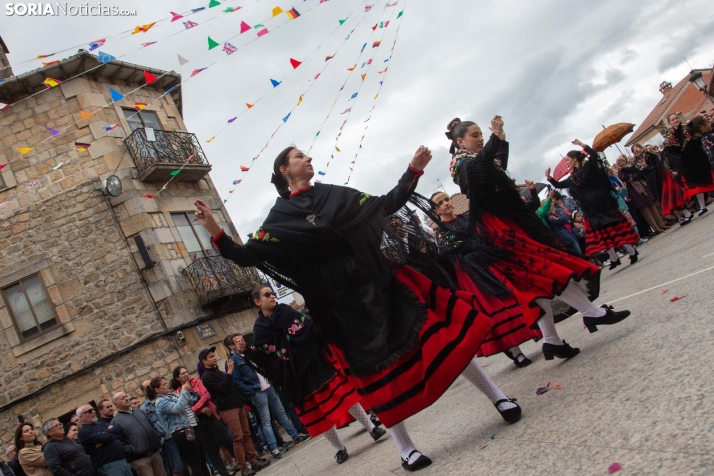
[194,199,222,237]
[545,167,552,178]
[489,115,505,140]
[410,146,432,171]
[572,139,586,148]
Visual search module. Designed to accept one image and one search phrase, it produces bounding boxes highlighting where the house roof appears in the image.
[0,49,182,112]
[626,69,713,146]
[0,36,9,54]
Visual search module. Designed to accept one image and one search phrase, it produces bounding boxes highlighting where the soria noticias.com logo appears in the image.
[5,3,137,16]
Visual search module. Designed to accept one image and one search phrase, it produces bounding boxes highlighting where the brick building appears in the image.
[625,68,714,148]
[0,49,261,440]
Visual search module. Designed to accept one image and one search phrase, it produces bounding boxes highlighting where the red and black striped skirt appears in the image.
[681,171,714,201]
[661,169,686,215]
[583,216,639,256]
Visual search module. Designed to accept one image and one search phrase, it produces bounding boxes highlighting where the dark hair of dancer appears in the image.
[686,116,709,136]
[251,284,271,303]
[566,149,588,162]
[445,118,476,155]
[271,146,296,199]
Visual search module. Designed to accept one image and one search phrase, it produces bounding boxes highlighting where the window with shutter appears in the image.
[2,274,58,343]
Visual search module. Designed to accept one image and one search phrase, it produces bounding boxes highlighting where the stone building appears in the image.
[0,36,12,81]
[0,49,262,441]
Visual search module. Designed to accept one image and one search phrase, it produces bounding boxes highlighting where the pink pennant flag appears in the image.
[340,108,351,114]
[170,11,183,21]
[314,73,321,80]
[239,21,251,33]
[257,28,269,37]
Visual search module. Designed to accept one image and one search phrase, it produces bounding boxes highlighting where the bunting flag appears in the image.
[17,148,33,154]
[374,93,379,99]
[110,87,124,102]
[43,78,61,88]
[271,6,284,16]
[144,71,157,84]
[373,40,381,48]
[232,180,242,185]
[46,126,60,136]
[97,51,116,64]
[141,41,157,48]
[361,42,367,52]
[132,22,156,34]
[340,108,351,114]
[169,170,181,176]
[177,54,189,66]
[348,92,358,100]
[183,20,199,29]
[0,163,6,171]
[191,68,208,77]
[318,171,325,175]
[240,165,250,172]
[286,8,300,19]
[347,64,356,71]
[270,78,281,87]
[51,162,66,170]
[297,94,304,105]
[142,194,154,199]
[246,103,254,108]
[228,117,237,123]
[36,54,54,59]
[325,54,335,61]
[208,0,221,7]
[74,143,91,152]
[223,42,237,55]
[335,146,341,152]
[191,7,205,12]
[378,67,388,73]
[41,60,60,66]
[170,11,183,21]
[206,136,216,142]
[365,4,373,11]
[338,19,346,25]
[88,39,105,51]
[364,116,371,122]
[282,112,291,122]
[26,181,40,188]
[104,124,119,131]
[314,73,321,79]
[371,24,377,31]
[290,58,302,69]
[379,21,390,28]
[386,1,398,5]
[361,73,366,81]
[240,21,251,33]
[397,10,403,18]
[134,102,148,110]
[257,26,269,37]
[207,37,220,50]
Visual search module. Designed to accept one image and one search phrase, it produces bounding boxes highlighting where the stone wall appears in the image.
[0,72,260,442]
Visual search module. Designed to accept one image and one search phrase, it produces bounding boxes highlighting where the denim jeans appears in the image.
[250,387,298,450]
[99,459,133,476]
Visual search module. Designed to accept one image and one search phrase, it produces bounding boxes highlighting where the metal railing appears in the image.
[124,128,209,175]
[183,255,261,307]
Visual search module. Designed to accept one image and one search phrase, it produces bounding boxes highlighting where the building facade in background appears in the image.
[0,49,261,441]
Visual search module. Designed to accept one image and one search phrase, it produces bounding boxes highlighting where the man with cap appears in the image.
[199,347,269,476]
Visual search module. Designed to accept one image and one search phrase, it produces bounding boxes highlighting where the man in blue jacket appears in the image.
[225,334,308,460]
[76,404,132,476]
[41,418,94,476]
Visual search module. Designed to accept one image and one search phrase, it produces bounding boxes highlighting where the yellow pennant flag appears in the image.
[80,111,92,118]
[335,146,341,152]
[271,6,283,16]
[17,147,33,154]
[361,74,366,82]
[374,93,379,99]
[206,136,216,143]
[246,103,254,109]
[297,94,304,105]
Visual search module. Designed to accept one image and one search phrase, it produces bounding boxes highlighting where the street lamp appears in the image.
[688,70,713,100]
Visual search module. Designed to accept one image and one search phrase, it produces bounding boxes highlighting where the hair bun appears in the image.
[445,118,461,141]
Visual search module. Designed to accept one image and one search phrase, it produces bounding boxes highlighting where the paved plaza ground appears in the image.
[258,211,714,475]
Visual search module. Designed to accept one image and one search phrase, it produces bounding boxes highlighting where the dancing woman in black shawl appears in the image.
[247,285,386,465]
[445,116,630,362]
[546,139,640,270]
[194,145,522,471]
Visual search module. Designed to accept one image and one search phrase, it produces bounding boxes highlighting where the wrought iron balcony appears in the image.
[125,128,212,182]
[183,255,262,308]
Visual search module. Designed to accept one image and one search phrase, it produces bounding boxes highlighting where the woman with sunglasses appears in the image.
[445,117,631,362]
[195,144,524,471]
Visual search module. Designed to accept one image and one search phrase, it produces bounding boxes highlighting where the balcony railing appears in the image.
[125,128,211,182]
[183,255,261,308]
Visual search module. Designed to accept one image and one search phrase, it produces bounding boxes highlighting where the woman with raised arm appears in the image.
[194,146,523,472]
[445,117,630,362]
[662,113,714,217]
[546,139,640,270]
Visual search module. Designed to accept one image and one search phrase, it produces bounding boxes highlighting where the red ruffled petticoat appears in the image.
[295,356,362,437]
[453,262,541,357]
[480,213,600,327]
[681,171,714,201]
[661,169,686,215]
[583,217,639,256]
[327,265,496,428]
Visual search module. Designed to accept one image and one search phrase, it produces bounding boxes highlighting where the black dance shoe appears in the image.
[370,426,386,441]
[608,258,621,270]
[699,208,708,216]
[542,340,580,360]
[401,451,432,472]
[494,398,522,423]
[680,215,694,226]
[370,415,383,428]
[335,449,349,465]
[629,249,639,265]
[503,349,533,368]
[583,308,630,333]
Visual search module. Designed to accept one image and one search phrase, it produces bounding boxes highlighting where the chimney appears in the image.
[0,36,12,80]
[659,81,673,96]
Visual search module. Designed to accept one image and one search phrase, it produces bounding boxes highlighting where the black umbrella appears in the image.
[519,182,547,197]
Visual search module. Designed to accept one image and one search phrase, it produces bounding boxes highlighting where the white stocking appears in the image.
[696,193,706,210]
[387,421,422,463]
[607,248,619,262]
[557,282,606,318]
[508,345,526,363]
[347,404,375,432]
[535,299,562,345]
[323,427,345,452]
[460,359,516,410]
[623,244,636,256]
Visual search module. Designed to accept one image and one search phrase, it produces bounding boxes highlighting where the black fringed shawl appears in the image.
[246,304,335,408]
[213,167,429,376]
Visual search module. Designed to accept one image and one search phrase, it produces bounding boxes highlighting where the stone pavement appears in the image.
[259,212,714,476]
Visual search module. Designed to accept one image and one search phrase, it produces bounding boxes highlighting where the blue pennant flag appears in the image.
[270,78,281,87]
[361,43,366,52]
[97,51,116,64]
[109,87,125,102]
[349,92,358,100]
[318,171,326,175]
[282,112,291,122]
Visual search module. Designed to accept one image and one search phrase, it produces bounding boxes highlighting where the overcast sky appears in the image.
[3,0,714,240]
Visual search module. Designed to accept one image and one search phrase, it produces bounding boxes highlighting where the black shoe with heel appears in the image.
[583,308,630,333]
[608,258,621,270]
[494,398,521,423]
[503,350,533,368]
[629,249,639,264]
[369,426,386,441]
[335,449,349,464]
[401,451,432,472]
[542,340,580,360]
